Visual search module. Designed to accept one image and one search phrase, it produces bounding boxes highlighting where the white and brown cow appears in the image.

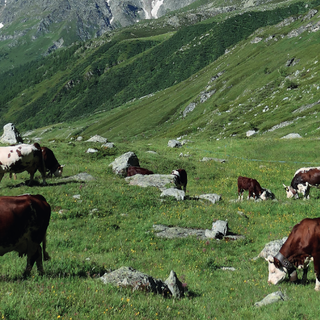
[237,176,263,200]
[0,194,51,276]
[127,166,154,177]
[172,169,187,192]
[266,218,320,290]
[41,147,64,177]
[0,143,47,186]
[283,167,320,199]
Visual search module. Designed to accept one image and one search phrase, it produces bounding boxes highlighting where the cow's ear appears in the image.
[266,255,274,263]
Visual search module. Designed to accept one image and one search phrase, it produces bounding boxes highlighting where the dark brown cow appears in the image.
[172,169,187,192]
[237,176,263,200]
[283,167,320,199]
[0,194,51,276]
[267,218,320,290]
[41,147,64,177]
[0,143,47,186]
[127,166,154,177]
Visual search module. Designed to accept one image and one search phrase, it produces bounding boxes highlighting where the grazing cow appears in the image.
[283,167,320,199]
[266,218,320,290]
[172,169,187,192]
[237,176,263,200]
[41,147,64,177]
[127,166,154,177]
[0,194,51,276]
[0,143,47,186]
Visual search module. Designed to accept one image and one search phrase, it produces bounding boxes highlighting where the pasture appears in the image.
[0,137,319,319]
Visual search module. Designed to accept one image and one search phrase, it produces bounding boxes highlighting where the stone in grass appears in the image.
[160,188,185,201]
[205,220,228,239]
[258,237,288,259]
[164,270,185,298]
[254,291,289,307]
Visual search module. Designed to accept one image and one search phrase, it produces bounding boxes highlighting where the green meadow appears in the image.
[0,137,319,319]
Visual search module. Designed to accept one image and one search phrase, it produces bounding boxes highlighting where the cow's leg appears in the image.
[301,266,309,284]
[24,245,41,276]
[42,233,51,261]
[0,173,4,183]
[313,257,320,291]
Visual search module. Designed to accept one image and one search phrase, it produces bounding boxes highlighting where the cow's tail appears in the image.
[42,232,51,261]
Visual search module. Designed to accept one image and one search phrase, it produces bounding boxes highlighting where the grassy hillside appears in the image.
[1,0,319,137]
[0,136,320,319]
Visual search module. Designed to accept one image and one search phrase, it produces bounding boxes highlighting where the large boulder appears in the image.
[100,266,185,298]
[258,237,288,259]
[160,188,185,201]
[125,174,173,190]
[0,123,23,144]
[86,135,107,143]
[205,220,228,239]
[168,140,182,148]
[109,152,139,176]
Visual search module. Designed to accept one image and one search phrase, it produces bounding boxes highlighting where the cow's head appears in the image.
[266,255,297,284]
[171,170,179,178]
[53,165,65,177]
[283,184,298,199]
[260,188,275,201]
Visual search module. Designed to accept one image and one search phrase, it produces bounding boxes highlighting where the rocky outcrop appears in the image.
[109,152,140,176]
[0,123,23,144]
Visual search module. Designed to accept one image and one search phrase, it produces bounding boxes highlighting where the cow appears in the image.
[0,143,47,186]
[283,167,320,199]
[237,176,263,200]
[266,218,320,290]
[127,166,154,177]
[172,169,187,192]
[0,194,51,276]
[41,147,64,177]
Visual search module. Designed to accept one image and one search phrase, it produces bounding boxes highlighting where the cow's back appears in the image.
[0,194,51,254]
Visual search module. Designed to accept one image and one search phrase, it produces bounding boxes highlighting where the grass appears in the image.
[0,137,319,319]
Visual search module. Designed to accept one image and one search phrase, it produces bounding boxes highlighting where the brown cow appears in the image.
[127,166,154,177]
[172,169,187,192]
[283,167,320,199]
[0,194,51,276]
[266,218,320,290]
[237,176,263,200]
[41,147,64,177]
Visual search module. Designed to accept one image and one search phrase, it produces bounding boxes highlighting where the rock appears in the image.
[254,291,288,307]
[258,237,288,259]
[197,193,222,204]
[109,152,139,176]
[86,148,98,153]
[100,267,185,298]
[168,140,182,148]
[0,123,23,144]
[246,130,257,137]
[101,142,115,148]
[153,224,206,239]
[205,220,228,239]
[86,135,107,143]
[164,270,185,298]
[160,188,185,201]
[125,174,173,190]
[183,102,197,118]
[60,172,95,182]
[281,133,302,139]
[76,136,83,141]
[200,157,227,163]
[146,150,158,154]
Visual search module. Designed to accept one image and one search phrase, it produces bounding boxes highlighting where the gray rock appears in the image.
[254,291,289,307]
[101,142,115,148]
[168,140,182,148]
[146,150,158,154]
[164,270,185,298]
[183,102,197,118]
[76,136,83,141]
[160,188,185,201]
[154,224,206,239]
[109,152,139,176]
[0,123,23,144]
[246,130,257,137]
[197,193,222,204]
[281,133,302,139]
[86,148,98,153]
[60,172,95,182]
[100,266,185,298]
[200,157,227,163]
[258,237,288,259]
[86,135,107,143]
[125,174,173,190]
[205,220,228,239]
